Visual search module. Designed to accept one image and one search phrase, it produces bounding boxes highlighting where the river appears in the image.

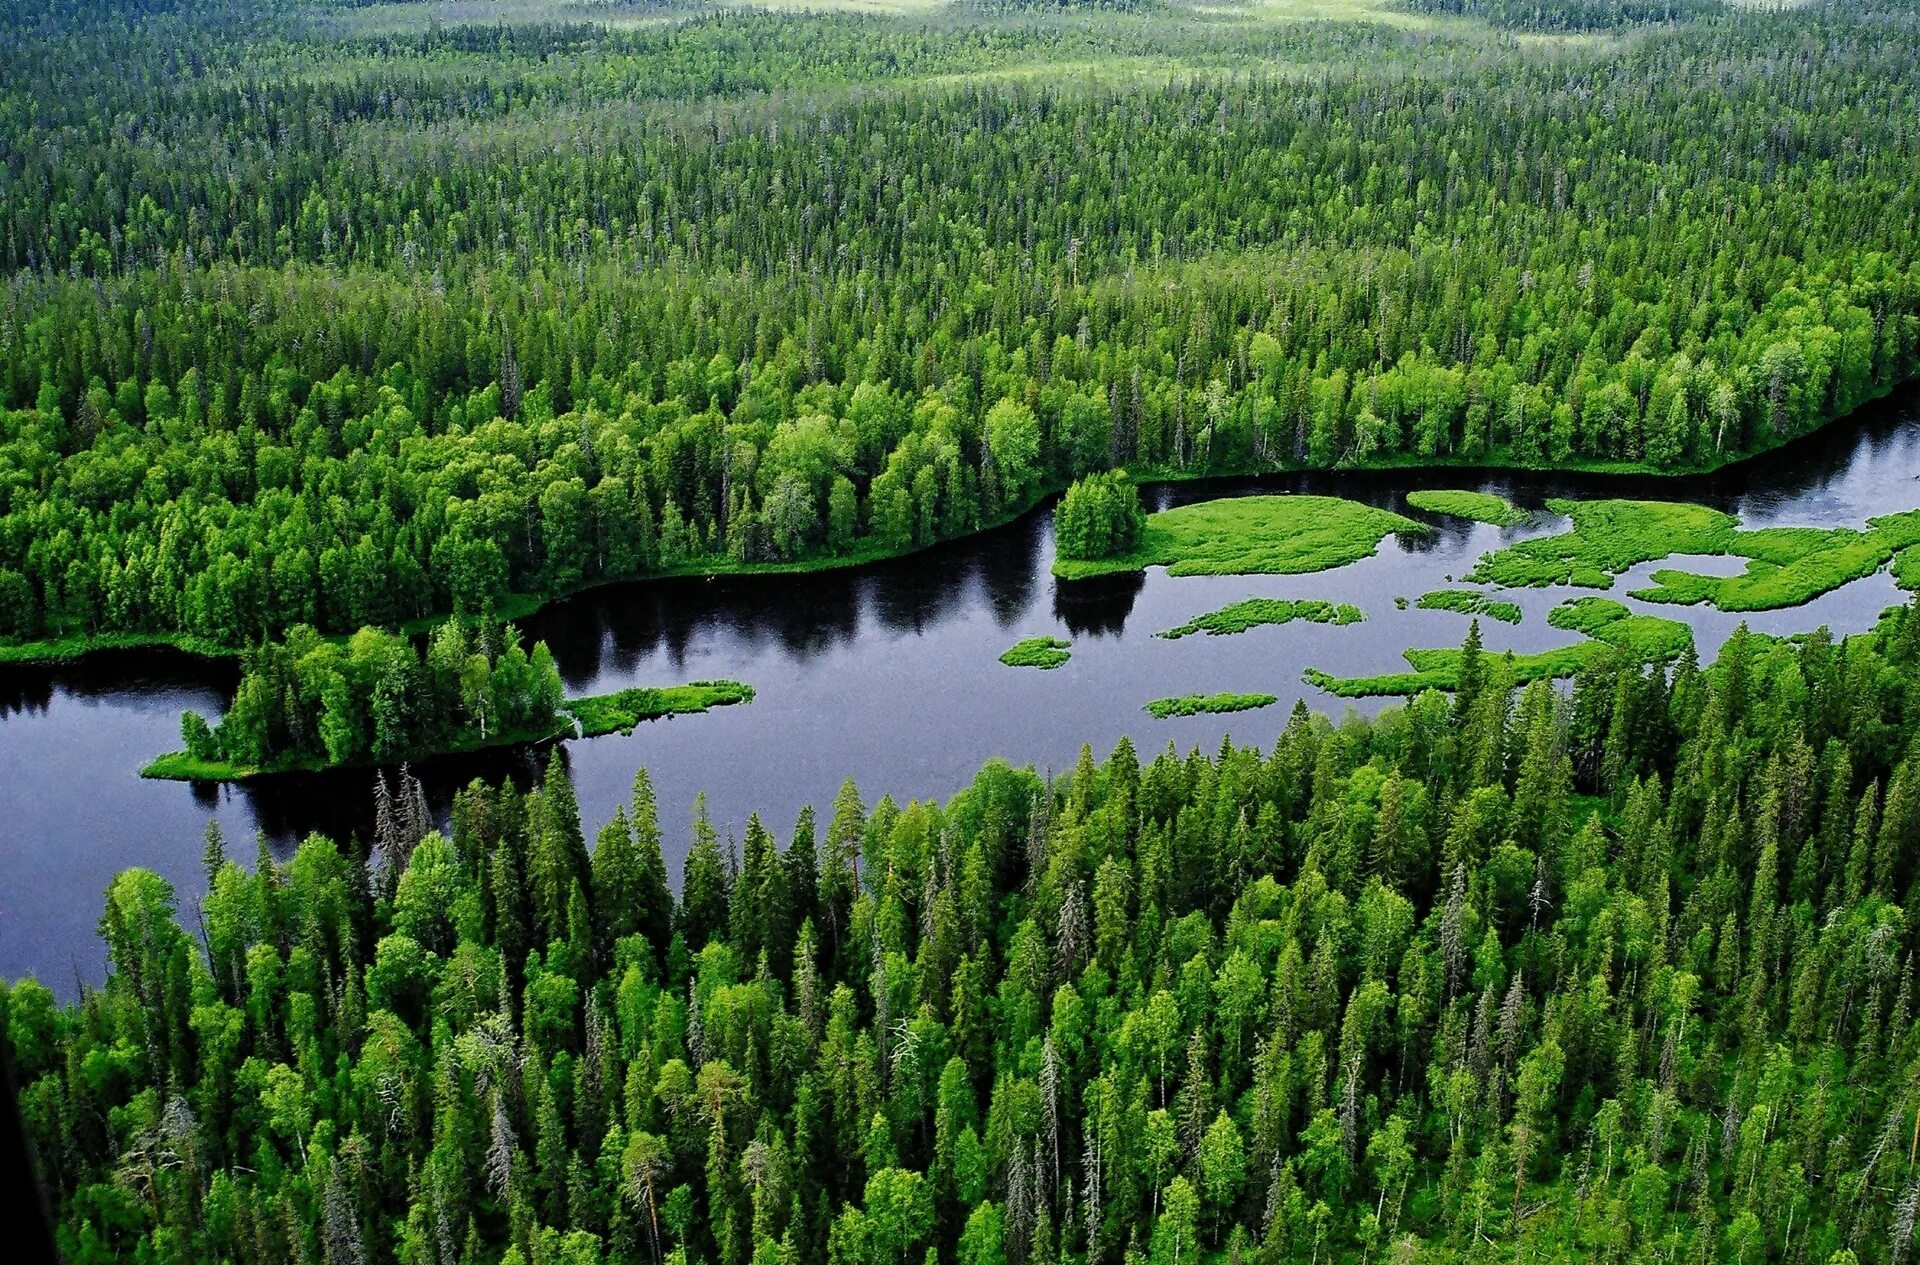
[5,391,1918,992]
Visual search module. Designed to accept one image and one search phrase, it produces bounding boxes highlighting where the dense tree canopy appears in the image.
[1053,472,1145,563]
[18,604,1920,1261]
[0,0,1915,652]
[177,620,567,773]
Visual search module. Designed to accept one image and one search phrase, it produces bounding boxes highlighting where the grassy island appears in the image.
[1158,597,1363,639]
[1470,499,1920,612]
[1406,489,1531,527]
[1145,691,1279,719]
[569,680,757,738]
[999,636,1073,669]
[1053,494,1421,580]
[1415,588,1522,624]
[1307,598,1693,697]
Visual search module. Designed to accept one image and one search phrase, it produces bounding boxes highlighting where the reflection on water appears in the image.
[4,390,1918,992]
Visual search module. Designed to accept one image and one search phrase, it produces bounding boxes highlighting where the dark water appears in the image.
[6,392,1919,993]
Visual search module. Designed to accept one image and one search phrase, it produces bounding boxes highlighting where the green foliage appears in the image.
[1,1,1917,661]
[1470,498,1741,588]
[1053,471,1146,562]
[1415,588,1522,624]
[1632,510,1920,612]
[30,597,1920,1262]
[1309,600,1691,695]
[1405,0,1724,32]
[144,620,568,777]
[570,680,757,737]
[998,636,1073,669]
[1405,489,1530,527]
[1143,690,1278,717]
[1054,494,1421,579]
[1157,596,1364,639]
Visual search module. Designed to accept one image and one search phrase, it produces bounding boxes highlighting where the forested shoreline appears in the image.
[16,605,1920,1261]
[0,0,1916,659]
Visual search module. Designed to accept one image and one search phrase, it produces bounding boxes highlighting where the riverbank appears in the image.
[4,393,1914,670]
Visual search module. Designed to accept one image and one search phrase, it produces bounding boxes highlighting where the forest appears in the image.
[0,0,1915,654]
[11,0,1920,1260]
[17,603,1920,1262]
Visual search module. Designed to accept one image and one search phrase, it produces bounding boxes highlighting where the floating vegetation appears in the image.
[1471,498,1920,611]
[1305,599,1692,697]
[1415,588,1522,624]
[1053,495,1421,579]
[570,681,757,737]
[999,636,1073,668]
[1406,490,1530,527]
[1145,691,1279,719]
[1158,597,1364,640]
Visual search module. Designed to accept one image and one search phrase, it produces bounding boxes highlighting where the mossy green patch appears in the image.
[1405,489,1530,528]
[1052,494,1421,579]
[1415,589,1522,624]
[1469,498,1739,589]
[1631,510,1920,612]
[1158,597,1363,640]
[1473,498,1920,612]
[1144,691,1279,719]
[569,681,757,737]
[1305,598,1691,697]
[1546,596,1694,659]
[1000,636,1073,668]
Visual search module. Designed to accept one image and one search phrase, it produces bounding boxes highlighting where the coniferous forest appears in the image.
[9,0,1920,1262]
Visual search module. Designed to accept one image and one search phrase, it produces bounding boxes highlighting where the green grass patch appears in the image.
[569,681,757,737]
[1895,544,1920,591]
[1405,489,1530,527]
[1469,498,1740,589]
[1144,691,1279,719]
[1158,597,1363,639]
[0,629,239,666]
[1546,596,1694,658]
[1304,644,1604,698]
[1630,510,1920,612]
[1053,494,1422,579]
[1304,597,1691,697]
[1415,589,1522,624]
[1000,636,1074,668]
[1472,498,1920,611]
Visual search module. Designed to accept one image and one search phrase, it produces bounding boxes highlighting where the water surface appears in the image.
[6,392,1917,990]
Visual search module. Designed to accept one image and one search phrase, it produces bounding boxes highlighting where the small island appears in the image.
[1158,597,1364,639]
[1145,691,1278,719]
[1000,635,1073,669]
[143,620,753,780]
[1415,588,1523,625]
[1054,489,1423,580]
[1405,489,1531,527]
[569,681,756,737]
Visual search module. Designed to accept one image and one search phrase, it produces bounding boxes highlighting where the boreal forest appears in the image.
[6,0,1920,1263]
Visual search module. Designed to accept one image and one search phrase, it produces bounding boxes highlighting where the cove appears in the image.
[4,390,1919,993]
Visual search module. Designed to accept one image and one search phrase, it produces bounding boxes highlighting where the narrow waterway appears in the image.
[6,392,1918,991]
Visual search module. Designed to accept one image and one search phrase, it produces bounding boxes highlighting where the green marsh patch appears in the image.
[1471,499,1920,612]
[1415,589,1521,624]
[1053,494,1421,580]
[569,681,756,737]
[1000,636,1074,669]
[1145,691,1279,719]
[1158,597,1363,640]
[1305,597,1692,697]
[1406,489,1530,528]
